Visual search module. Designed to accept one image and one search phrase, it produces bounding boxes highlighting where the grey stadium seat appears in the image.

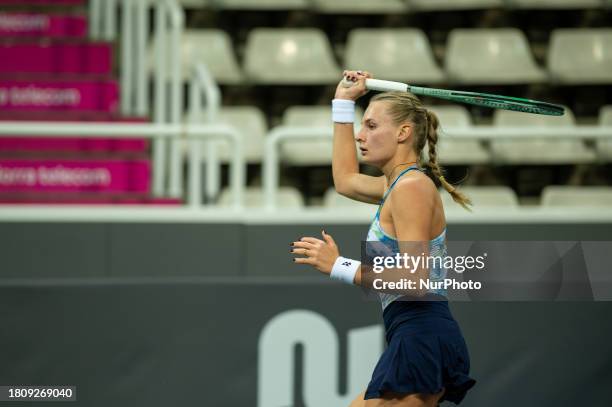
[548,29,612,84]
[597,105,612,161]
[212,0,308,10]
[279,105,363,166]
[441,186,520,210]
[214,106,268,164]
[243,28,341,85]
[427,105,490,165]
[311,0,407,14]
[408,0,504,11]
[180,29,243,84]
[218,186,305,208]
[541,186,612,207]
[490,108,596,164]
[178,0,209,8]
[345,29,445,84]
[507,0,602,9]
[445,29,547,85]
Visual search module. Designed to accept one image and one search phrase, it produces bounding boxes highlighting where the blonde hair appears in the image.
[370,91,472,210]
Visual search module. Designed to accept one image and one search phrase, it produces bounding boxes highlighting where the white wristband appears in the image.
[330,256,360,285]
[332,99,355,123]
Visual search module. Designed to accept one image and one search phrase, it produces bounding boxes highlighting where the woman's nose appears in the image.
[355,128,365,142]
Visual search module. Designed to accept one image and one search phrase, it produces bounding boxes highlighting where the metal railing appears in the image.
[263,126,332,210]
[90,0,184,198]
[187,64,223,203]
[0,122,244,208]
[263,125,612,210]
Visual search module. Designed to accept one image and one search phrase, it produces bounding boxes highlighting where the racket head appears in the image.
[409,86,565,116]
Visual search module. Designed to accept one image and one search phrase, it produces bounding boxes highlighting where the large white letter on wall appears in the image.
[258,309,383,407]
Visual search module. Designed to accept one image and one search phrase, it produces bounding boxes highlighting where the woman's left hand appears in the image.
[291,230,340,276]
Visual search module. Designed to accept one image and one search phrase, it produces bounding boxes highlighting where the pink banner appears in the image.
[0,42,111,75]
[0,159,150,193]
[0,13,87,38]
[0,196,182,205]
[0,80,119,112]
[0,116,147,123]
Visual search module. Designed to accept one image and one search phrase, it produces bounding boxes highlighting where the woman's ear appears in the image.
[398,124,411,143]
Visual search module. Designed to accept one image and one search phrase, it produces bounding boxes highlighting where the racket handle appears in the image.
[365,79,409,92]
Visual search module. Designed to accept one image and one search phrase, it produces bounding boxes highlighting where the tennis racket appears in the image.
[342,78,564,116]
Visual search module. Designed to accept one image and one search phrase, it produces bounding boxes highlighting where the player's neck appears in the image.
[383,156,419,184]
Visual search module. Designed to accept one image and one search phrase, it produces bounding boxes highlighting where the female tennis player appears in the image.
[291,70,476,406]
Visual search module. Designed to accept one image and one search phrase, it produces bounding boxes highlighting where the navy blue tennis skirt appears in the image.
[364,296,476,404]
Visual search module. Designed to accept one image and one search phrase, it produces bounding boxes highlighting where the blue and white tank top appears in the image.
[365,166,448,311]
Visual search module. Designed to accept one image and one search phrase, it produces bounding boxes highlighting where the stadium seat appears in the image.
[213,0,308,9]
[490,109,596,164]
[214,106,268,164]
[243,28,340,84]
[507,0,602,9]
[180,29,243,84]
[597,105,612,161]
[283,106,336,127]
[429,105,472,128]
[427,105,490,165]
[344,29,445,84]
[541,186,612,207]
[178,0,209,8]
[322,187,376,209]
[441,186,520,209]
[217,186,305,208]
[548,29,612,84]
[408,0,504,11]
[279,105,363,166]
[445,29,547,84]
[311,0,406,14]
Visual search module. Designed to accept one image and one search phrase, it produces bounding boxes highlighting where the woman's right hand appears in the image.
[334,70,372,101]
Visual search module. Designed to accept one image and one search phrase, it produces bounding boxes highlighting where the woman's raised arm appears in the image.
[332,70,385,204]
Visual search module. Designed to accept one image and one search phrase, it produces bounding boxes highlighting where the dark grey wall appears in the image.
[1,221,611,407]
[0,282,611,407]
[1,222,611,278]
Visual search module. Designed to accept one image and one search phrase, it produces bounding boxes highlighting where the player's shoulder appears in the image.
[390,171,436,206]
[394,170,434,193]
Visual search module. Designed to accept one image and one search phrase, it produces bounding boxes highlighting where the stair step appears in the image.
[0,13,87,38]
[0,158,150,193]
[0,41,111,76]
[0,79,118,112]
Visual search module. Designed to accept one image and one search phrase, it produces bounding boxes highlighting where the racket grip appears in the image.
[365,79,409,92]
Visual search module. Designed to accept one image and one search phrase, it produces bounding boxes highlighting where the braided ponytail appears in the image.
[424,110,472,211]
[370,91,472,210]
